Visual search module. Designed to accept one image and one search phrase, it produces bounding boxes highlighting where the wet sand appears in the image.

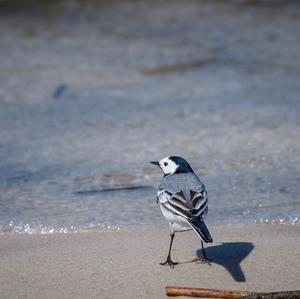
[1,224,299,299]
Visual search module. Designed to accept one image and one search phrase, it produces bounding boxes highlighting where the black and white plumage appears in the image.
[151,156,213,267]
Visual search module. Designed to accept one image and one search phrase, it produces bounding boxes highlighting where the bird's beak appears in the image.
[150,161,160,166]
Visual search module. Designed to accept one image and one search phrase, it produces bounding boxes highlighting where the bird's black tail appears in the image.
[188,218,213,243]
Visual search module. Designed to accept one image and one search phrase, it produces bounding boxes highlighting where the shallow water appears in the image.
[0,0,299,233]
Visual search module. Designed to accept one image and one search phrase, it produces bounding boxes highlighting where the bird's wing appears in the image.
[187,190,212,242]
[157,188,208,220]
[157,187,212,242]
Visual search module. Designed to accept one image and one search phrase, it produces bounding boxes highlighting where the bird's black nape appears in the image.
[169,156,194,173]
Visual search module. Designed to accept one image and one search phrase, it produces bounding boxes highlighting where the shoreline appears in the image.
[1,224,299,299]
[0,220,299,236]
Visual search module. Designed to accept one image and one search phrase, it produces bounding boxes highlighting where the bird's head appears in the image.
[150,156,193,176]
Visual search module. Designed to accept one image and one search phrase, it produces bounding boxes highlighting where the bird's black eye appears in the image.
[164,162,168,166]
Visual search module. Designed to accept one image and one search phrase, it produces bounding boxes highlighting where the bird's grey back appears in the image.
[159,172,205,200]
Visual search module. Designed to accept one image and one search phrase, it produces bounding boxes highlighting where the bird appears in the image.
[150,156,213,267]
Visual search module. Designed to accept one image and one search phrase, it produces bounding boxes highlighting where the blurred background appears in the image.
[0,0,299,233]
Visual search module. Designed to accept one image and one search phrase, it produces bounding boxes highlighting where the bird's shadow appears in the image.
[196,242,254,282]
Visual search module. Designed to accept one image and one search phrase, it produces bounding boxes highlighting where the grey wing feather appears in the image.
[190,189,208,216]
[157,189,192,219]
[157,188,208,220]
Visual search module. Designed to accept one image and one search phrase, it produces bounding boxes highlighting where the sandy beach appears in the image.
[1,224,299,299]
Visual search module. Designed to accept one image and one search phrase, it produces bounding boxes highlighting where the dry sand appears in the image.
[0,224,299,299]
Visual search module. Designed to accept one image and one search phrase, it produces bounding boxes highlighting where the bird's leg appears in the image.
[193,241,212,264]
[201,240,212,262]
[160,232,178,268]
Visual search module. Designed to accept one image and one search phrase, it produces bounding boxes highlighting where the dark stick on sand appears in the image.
[165,287,300,299]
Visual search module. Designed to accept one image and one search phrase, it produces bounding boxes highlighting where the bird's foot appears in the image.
[160,257,178,268]
[192,255,212,265]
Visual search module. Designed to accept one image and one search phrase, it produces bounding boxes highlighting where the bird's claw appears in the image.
[160,257,178,268]
[192,255,212,265]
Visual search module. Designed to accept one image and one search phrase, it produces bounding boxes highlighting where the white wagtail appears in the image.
[151,156,213,267]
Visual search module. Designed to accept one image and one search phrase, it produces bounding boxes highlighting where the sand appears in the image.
[0,224,299,299]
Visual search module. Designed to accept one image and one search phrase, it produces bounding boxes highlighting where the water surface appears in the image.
[0,0,299,233]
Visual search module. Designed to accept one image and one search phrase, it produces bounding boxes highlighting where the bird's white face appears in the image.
[159,157,178,175]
